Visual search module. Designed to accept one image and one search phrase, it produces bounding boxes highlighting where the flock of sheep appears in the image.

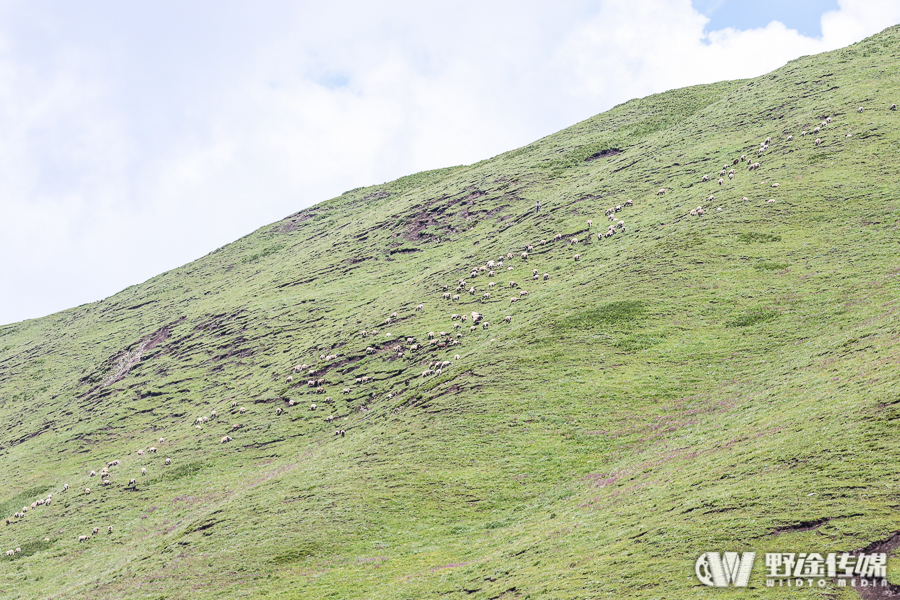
[686,107,884,216]
[4,440,172,554]
[1,100,890,562]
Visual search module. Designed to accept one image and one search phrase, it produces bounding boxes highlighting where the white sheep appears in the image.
[574,254,581,260]
[543,273,549,280]
[657,188,666,195]
[84,488,90,495]
[815,138,822,145]
[892,104,897,110]
[454,354,461,360]
[504,316,512,323]
[787,135,793,141]
[221,436,232,443]
[701,174,709,182]
[857,106,863,113]
[165,458,171,465]
[63,484,69,492]
[510,297,519,304]
[310,403,317,410]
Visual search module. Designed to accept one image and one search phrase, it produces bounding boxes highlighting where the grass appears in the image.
[0,24,899,599]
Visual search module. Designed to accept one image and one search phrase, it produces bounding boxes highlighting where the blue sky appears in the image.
[694,0,840,37]
[0,1,898,325]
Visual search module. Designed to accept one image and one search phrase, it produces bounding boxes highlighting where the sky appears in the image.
[1,0,899,326]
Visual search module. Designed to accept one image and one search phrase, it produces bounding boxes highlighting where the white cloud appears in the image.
[0,1,898,324]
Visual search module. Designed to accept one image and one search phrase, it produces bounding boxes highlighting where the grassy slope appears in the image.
[1,26,900,600]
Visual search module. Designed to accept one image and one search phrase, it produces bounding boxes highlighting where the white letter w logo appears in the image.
[696,552,755,587]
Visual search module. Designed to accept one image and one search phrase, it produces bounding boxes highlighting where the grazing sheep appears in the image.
[231,423,242,431]
[597,232,603,241]
[570,237,578,244]
[720,168,726,176]
[846,133,853,138]
[470,325,477,331]
[165,458,171,465]
[310,403,317,410]
[657,188,666,195]
[815,138,822,145]
[892,104,897,110]
[574,254,581,260]
[625,199,633,206]
[701,174,709,182]
[506,252,513,259]
[740,155,746,161]
[469,287,476,295]
[129,478,136,487]
[718,178,724,185]
[787,135,793,140]
[453,294,460,301]
[92,527,99,535]
[858,106,863,113]
[543,273,549,280]
[482,322,489,330]
[84,488,90,495]
[239,407,246,414]
[504,316,512,323]
[78,536,88,543]
[231,401,237,408]
[483,292,491,299]
[510,297,519,304]
[521,252,528,259]
[220,436,232,443]
[771,183,779,187]
[103,479,111,486]
[63,484,69,492]
[276,407,283,415]
[108,526,113,534]
[416,304,424,311]
[690,209,697,216]
[540,239,547,245]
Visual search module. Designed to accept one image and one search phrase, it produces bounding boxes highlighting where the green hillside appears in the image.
[2,25,900,599]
